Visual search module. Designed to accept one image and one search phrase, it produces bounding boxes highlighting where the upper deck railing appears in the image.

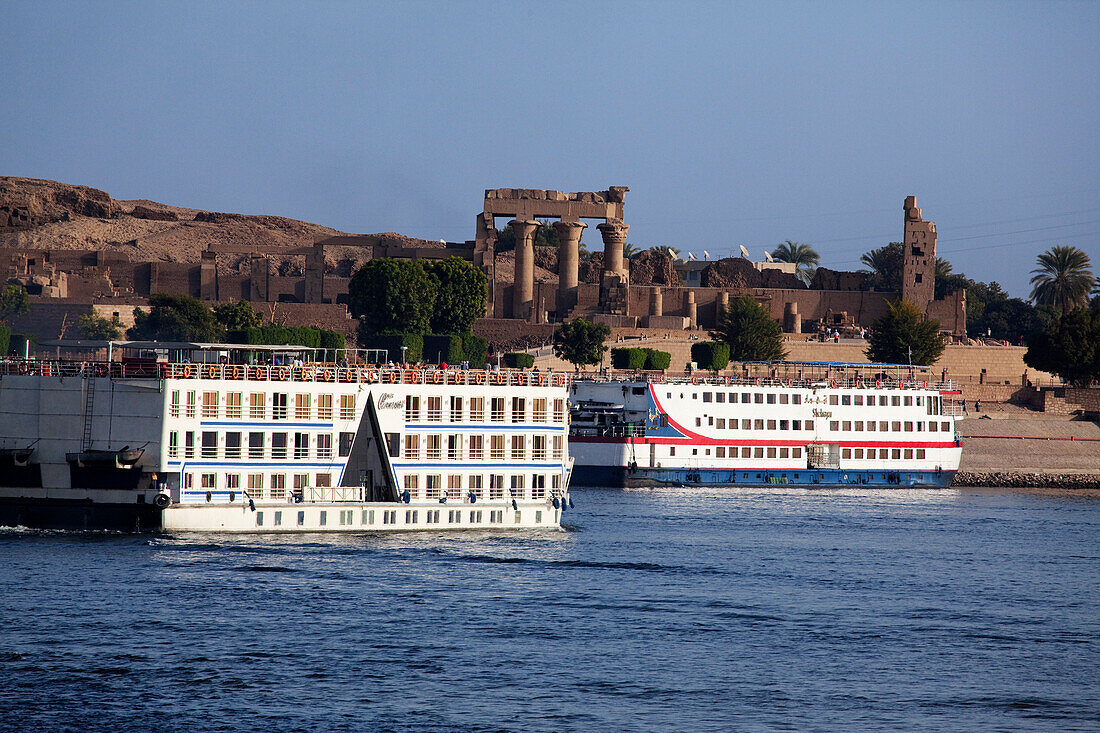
[0,358,571,389]
[580,372,959,392]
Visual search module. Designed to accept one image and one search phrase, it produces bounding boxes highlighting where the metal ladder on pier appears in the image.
[81,374,96,451]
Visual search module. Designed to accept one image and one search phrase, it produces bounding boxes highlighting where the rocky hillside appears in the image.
[0,177,443,275]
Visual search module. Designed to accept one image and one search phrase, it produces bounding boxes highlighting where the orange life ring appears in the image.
[473,371,484,385]
[492,372,504,386]
[20,362,32,375]
[724,376,731,385]
[856,379,865,389]
[407,369,420,384]
[755,377,762,386]
[366,370,378,383]
[385,370,397,384]
[226,365,242,380]
[247,366,263,380]
[554,375,564,387]
[785,378,793,388]
[274,367,289,381]
[875,379,883,389]
[182,364,194,379]
[429,371,442,384]
[202,365,216,379]
[322,369,333,382]
[691,376,699,385]
[829,379,837,388]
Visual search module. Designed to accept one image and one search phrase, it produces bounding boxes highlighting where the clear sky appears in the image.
[3,1,1097,298]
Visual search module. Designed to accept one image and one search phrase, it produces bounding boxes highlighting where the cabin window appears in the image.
[829,421,839,432]
[532,435,547,460]
[780,448,789,458]
[904,422,913,432]
[316,394,332,420]
[792,448,801,458]
[829,395,839,406]
[490,398,505,422]
[297,511,305,527]
[511,397,526,423]
[880,421,889,432]
[427,396,442,422]
[904,397,913,407]
[532,398,546,422]
[767,447,777,458]
[805,420,814,431]
[294,432,310,460]
[294,393,311,420]
[226,474,240,490]
[867,421,876,432]
[702,392,712,403]
[317,433,333,459]
[531,474,546,499]
[271,393,288,420]
[403,474,420,499]
[249,392,265,419]
[274,511,282,526]
[916,449,926,459]
[470,398,485,422]
[201,473,216,489]
[425,435,441,460]
[489,474,505,499]
[225,432,241,459]
[511,435,526,460]
[510,474,526,499]
[842,421,851,431]
[904,449,914,459]
[185,391,197,418]
[716,393,725,403]
[741,447,751,458]
[929,422,938,432]
[552,435,564,459]
[468,435,484,459]
[942,421,950,431]
[716,447,726,458]
[792,394,801,405]
[247,473,264,499]
[271,433,288,459]
[767,420,776,430]
[754,393,764,404]
[669,447,676,456]
[854,449,863,459]
[270,474,286,500]
[891,421,902,432]
[716,418,726,429]
[201,431,218,459]
[754,419,764,431]
[741,392,751,403]
[841,395,851,406]
[339,431,354,455]
[448,434,461,460]
[779,420,789,430]
[293,474,309,491]
[766,394,776,404]
[891,396,901,407]
[892,449,901,459]
[754,447,764,458]
[728,393,737,403]
[853,395,863,406]
[451,396,465,421]
[779,394,788,405]
[339,395,355,420]
[169,390,180,418]
[468,474,483,497]
[168,432,179,458]
[842,448,852,459]
[490,435,505,459]
[424,473,442,497]
[249,432,265,459]
[405,395,420,422]
[225,392,242,419]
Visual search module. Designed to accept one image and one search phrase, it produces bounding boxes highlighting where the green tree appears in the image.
[865,299,945,365]
[1024,307,1100,387]
[622,242,640,259]
[76,311,123,340]
[214,300,263,331]
[0,285,29,322]
[552,317,610,369]
[348,259,436,336]
[128,294,225,342]
[860,242,904,291]
[771,240,819,284]
[934,258,970,298]
[1030,245,1095,315]
[425,257,487,335]
[709,295,787,361]
[494,220,558,252]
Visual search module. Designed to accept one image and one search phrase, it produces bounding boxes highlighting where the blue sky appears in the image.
[3,1,1097,298]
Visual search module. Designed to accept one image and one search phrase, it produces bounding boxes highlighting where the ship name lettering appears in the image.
[812,409,832,418]
[377,393,403,410]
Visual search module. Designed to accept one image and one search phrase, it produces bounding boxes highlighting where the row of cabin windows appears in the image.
[404,396,567,424]
[401,434,564,461]
[254,508,522,528]
[168,430,348,460]
[842,448,928,460]
[693,391,936,411]
[698,418,815,431]
[169,390,355,421]
[184,471,331,500]
[401,472,561,500]
[828,420,952,433]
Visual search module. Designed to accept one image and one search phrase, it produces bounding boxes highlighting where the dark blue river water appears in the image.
[1,487,1098,732]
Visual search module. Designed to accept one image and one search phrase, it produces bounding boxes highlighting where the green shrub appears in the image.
[422,334,465,364]
[611,347,647,370]
[691,341,730,372]
[503,352,534,368]
[357,328,423,363]
[462,334,488,367]
[0,324,11,355]
[643,348,671,370]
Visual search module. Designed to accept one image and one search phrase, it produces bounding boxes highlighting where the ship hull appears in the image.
[572,464,956,489]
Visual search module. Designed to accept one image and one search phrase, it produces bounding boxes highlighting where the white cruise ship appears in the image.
[569,361,964,489]
[0,343,573,532]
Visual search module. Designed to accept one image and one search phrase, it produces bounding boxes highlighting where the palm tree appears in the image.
[622,242,640,259]
[860,242,904,291]
[1030,245,1095,314]
[652,245,680,259]
[771,240,820,284]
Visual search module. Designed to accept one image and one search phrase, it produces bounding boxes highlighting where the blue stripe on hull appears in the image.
[572,465,955,489]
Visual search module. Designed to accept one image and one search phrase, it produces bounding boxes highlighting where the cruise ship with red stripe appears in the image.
[568,361,964,489]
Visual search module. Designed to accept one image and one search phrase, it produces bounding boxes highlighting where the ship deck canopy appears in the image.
[38,340,339,364]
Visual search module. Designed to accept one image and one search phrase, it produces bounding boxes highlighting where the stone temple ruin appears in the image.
[467,187,965,338]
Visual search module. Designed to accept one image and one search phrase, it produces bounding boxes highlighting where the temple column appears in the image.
[597,218,629,282]
[650,287,663,317]
[510,219,540,320]
[553,220,586,317]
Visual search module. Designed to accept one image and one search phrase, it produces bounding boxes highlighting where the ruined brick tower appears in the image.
[901,195,936,314]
